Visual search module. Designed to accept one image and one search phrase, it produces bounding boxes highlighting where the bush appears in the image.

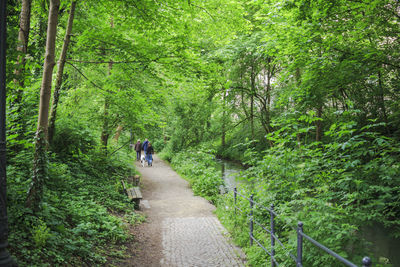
[51,117,96,157]
[215,121,400,266]
[170,148,223,203]
[7,143,140,266]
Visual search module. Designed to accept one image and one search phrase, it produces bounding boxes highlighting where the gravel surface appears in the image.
[118,154,246,267]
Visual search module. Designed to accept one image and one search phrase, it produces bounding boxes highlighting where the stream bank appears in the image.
[214,158,400,266]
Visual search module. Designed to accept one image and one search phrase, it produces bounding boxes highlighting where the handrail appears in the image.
[232,187,372,267]
[299,230,357,267]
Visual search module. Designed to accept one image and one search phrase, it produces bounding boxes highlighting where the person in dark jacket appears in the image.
[134,139,141,161]
[146,142,154,166]
[142,138,149,157]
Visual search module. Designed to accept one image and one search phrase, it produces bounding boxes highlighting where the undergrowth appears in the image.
[163,147,223,204]
[7,146,143,266]
[162,119,400,266]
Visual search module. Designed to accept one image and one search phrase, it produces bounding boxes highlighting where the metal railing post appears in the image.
[234,187,237,217]
[270,204,275,267]
[297,222,303,267]
[362,257,372,267]
[249,194,254,246]
[233,187,237,228]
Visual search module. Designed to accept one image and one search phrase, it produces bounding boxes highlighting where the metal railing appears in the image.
[233,187,372,267]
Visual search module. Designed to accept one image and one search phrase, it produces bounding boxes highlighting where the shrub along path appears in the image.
[121,154,246,266]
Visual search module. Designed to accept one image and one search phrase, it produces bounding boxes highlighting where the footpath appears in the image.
[122,154,246,267]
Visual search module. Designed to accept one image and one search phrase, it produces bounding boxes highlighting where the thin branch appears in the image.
[66,55,178,65]
[67,59,142,64]
[66,61,113,94]
[191,4,216,21]
[232,117,248,128]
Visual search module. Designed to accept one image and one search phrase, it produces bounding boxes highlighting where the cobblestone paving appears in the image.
[160,217,245,267]
[133,155,246,267]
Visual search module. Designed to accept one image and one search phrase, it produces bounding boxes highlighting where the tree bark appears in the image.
[10,0,32,148]
[101,62,112,151]
[315,106,323,142]
[14,0,32,88]
[259,66,273,140]
[100,18,114,151]
[377,71,389,133]
[221,89,226,149]
[113,125,123,142]
[0,0,15,263]
[48,1,76,144]
[26,0,60,211]
[250,66,255,140]
[101,96,110,149]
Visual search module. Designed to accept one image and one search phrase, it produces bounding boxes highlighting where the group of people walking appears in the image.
[134,138,154,166]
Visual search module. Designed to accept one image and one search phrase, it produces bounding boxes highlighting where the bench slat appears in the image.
[125,187,142,200]
[132,187,142,199]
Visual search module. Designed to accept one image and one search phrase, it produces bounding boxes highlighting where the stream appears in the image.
[214,158,400,266]
[362,223,400,266]
[215,158,245,192]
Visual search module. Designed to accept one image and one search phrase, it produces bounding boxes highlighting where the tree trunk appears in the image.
[260,67,273,139]
[26,0,60,211]
[48,1,76,144]
[10,0,32,148]
[14,0,31,88]
[101,18,114,151]
[377,71,390,134]
[221,89,226,149]
[250,67,255,140]
[101,96,110,150]
[0,0,15,262]
[113,125,123,142]
[315,106,323,142]
[101,61,113,151]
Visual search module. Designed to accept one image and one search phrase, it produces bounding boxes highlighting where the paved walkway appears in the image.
[130,154,246,267]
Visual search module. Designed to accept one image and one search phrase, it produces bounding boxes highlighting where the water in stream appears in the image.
[362,223,400,266]
[215,158,245,192]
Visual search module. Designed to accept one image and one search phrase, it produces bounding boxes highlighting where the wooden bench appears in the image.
[128,175,140,186]
[121,180,142,209]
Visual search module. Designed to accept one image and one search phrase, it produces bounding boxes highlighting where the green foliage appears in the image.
[31,219,52,248]
[50,116,96,157]
[124,211,146,225]
[215,119,400,265]
[8,141,140,266]
[170,148,223,203]
[5,0,400,265]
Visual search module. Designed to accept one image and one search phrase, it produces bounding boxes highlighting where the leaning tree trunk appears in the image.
[48,1,76,144]
[26,0,60,211]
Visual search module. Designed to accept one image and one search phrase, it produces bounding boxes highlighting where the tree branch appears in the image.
[66,61,113,94]
[67,59,142,64]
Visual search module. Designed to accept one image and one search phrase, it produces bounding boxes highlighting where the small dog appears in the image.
[140,155,146,167]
